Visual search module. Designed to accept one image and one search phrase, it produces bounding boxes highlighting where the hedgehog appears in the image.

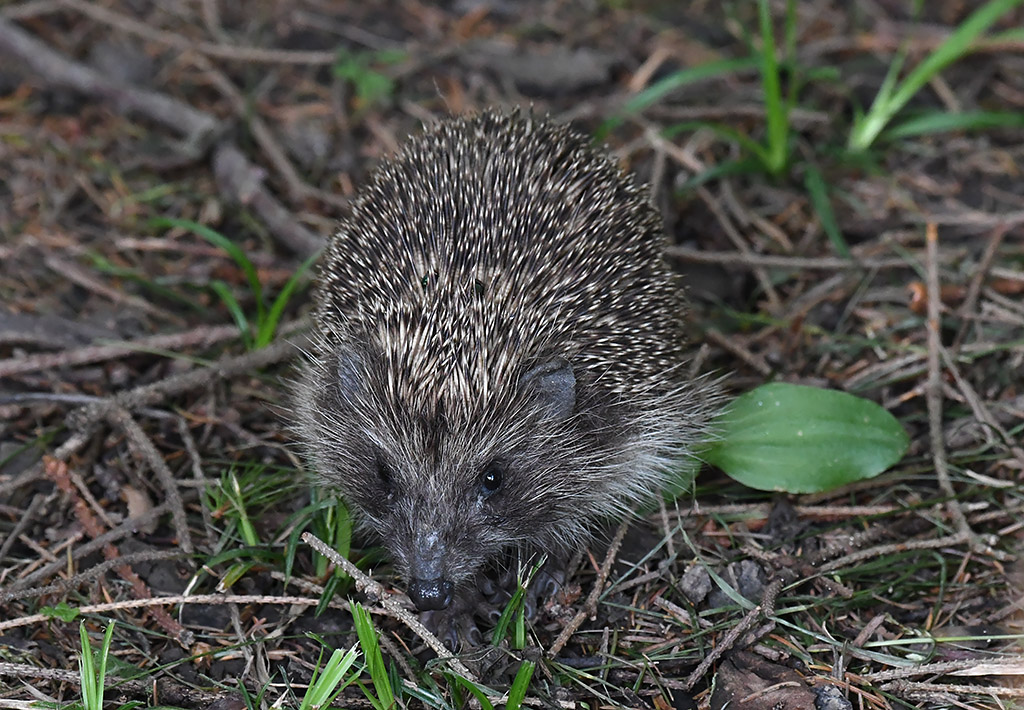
[295,110,717,621]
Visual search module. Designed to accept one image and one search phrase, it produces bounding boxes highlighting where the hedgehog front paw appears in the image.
[418,591,484,650]
[479,556,567,622]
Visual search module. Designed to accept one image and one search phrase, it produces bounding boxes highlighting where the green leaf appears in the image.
[757,0,788,175]
[505,660,536,710]
[703,383,909,493]
[351,602,394,710]
[41,602,80,622]
[883,110,1024,140]
[803,164,849,257]
[848,0,1024,151]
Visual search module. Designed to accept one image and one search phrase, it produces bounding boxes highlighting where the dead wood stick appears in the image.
[683,578,783,691]
[105,405,193,555]
[0,16,217,146]
[301,531,478,682]
[924,224,974,543]
[212,144,323,257]
[44,458,192,647]
[65,324,308,429]
[0,324,240,379]
[547,517,631,658]
[60,0,337,65]
[667,245,916,270]
[0,17,323,257]
[6,329,306,497]
[0,592,342,634]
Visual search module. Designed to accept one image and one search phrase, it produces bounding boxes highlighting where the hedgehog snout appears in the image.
[408,577,454,611]
[405,532,454,611]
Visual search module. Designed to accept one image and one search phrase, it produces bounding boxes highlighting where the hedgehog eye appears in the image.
[479,462,503,497]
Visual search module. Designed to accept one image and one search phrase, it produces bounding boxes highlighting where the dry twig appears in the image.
[547,517,631,658]
[924,224,974,543]
[301,531,477,682]
[683,578,784,691]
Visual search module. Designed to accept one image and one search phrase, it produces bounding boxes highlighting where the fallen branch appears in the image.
[301,531,478,682]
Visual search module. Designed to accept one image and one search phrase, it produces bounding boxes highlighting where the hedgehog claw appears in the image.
[420,557,569,648]
[420,605,481,650]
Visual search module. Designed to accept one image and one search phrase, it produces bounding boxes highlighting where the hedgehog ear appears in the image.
[521,358,576,421]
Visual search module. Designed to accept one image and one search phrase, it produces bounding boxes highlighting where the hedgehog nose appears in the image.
[408,578,454,611]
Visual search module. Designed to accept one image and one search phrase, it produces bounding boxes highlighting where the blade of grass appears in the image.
[491,584,527,646]
[491,557,544,647]
[79,623,97,709]
[224,469,261,546]
[209,280,252,346]
[504,660,537,710]
[283,494,351,581]
[848,49,906,152]
[298,643,361,710]
[757,0,788,175]
[444,673,496,710]
[803,164,849,257]
[848,0,1024,151]
[151,217,266,324]
[96,621,114,704]
[988,26,1024,43]
[513,603,526,650]
[888,0,1024,108]
[595,57,759,139]
[255,249,319,348]
[351,602,395,710]
[79,621,116,710]
[782,0,798,101]
[86,251,207,312]
[883,110,1024,139]
[675,157,768,191]
[624,57,760,115]
[663,120,773,167]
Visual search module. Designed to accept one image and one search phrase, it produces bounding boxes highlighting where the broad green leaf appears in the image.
[703,383,909,493]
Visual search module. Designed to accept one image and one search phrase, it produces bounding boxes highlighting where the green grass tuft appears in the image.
[351,602,397,710]
[150,217,317,349]
[847,0,1024,151]
[297,642,362,710]
[78,621,117,710]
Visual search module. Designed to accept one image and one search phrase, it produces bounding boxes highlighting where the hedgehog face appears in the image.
[368,450,519,612]
[300,344,592,611]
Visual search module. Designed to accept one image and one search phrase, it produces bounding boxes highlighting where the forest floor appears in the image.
[1,1,1023,708]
